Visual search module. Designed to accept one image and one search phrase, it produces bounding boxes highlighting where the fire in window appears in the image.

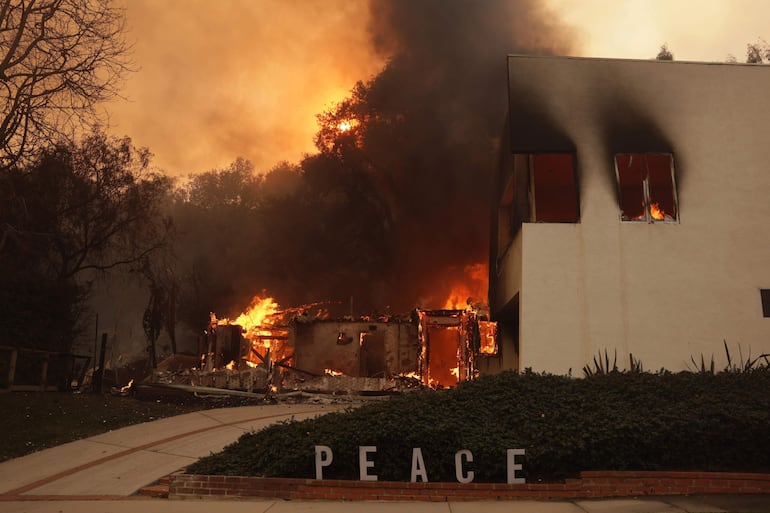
[615,153,678,222]
[530,154,579,222]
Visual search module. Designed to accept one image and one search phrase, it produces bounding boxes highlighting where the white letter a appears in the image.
[411,448,429,482]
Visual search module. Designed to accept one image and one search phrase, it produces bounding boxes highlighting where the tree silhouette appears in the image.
[746,39,770,63]
[0,0,131,167]
[0,132,171,352]
[656,44,674,61]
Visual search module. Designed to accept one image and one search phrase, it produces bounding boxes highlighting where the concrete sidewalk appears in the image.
[2,495,770,513]
[1,403,769,512]
[0,403,347,497]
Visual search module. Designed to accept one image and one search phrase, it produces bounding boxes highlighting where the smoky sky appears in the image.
[108,0,384,175]
[108,0,578,317]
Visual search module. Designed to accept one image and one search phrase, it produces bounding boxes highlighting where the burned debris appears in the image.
[150,297,499,399]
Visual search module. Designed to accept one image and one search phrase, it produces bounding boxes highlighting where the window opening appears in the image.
[615,153,677,222]
[530,154,579,222]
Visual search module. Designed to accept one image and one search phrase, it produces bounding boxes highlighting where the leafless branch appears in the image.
[0,0,131,167]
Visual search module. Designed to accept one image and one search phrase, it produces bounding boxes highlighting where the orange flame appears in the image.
[218,295,283,351]
[324,368,344,377]
[442,263,488,309]
[338,120,355,132]
[231,296,280,330]
[479,321,497,355]
[213,294,290,368]
[119,379,134,393]
[650,202,665,221]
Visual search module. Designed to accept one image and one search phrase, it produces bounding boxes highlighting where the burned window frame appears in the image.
[477,320,499,356]
[614,153,679,223]
[496,152,579,257]
[528,153,580,223]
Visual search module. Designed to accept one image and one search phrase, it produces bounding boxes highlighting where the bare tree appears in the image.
[0,0,131,167]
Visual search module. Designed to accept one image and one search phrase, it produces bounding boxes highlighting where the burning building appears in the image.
[490,55,770,374]
[166,294,499,395]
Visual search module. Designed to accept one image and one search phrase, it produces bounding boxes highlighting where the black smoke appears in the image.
[172,0,578,326]
[347,0,576,308]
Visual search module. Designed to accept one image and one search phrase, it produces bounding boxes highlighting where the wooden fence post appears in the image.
[94,333,108,393]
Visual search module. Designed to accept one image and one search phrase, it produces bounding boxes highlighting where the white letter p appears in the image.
[315,445,333,480]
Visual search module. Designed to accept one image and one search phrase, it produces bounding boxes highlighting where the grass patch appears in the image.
[0,391,208,462]
[188,369,770,482]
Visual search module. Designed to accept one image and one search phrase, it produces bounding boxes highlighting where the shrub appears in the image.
[188,369,770,482]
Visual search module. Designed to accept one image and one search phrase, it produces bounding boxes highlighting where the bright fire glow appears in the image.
[479,321,497,355]
[450,366,460,379]
[120,379,134,393]
[225,360,236,370]
[325,368,344,377]
[231,296,280,330]
[650,202,665,220]
[219,295,282,351]
[442,263,488,309]
[214,294,291,369]
[337,119,356,132]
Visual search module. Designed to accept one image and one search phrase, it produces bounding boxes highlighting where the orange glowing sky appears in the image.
[549,0,770,62]
[107,0,770,177]
[108,0,385,176]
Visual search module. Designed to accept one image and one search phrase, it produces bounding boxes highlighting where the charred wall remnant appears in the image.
[418,308,499,388]
[291,318,418,378]
[158,305,499,395]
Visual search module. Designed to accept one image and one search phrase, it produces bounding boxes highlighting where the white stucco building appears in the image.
[488,55,770,375]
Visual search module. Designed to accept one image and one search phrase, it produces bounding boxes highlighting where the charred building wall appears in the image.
[290,319,419,378]
[492,55,770,374]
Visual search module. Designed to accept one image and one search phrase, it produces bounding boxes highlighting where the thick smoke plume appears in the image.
[350,0,576,309]
[167,0,578,328]
[110,0,382,175]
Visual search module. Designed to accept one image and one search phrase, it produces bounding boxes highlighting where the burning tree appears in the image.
[168,0,577,327]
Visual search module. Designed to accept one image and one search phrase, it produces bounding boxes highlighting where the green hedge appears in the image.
[188,369,770,482]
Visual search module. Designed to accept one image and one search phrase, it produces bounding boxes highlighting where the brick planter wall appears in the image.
[169,471,770,501]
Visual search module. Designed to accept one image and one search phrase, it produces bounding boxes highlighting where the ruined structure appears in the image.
[490,55,770,374]
[154,305,498,395]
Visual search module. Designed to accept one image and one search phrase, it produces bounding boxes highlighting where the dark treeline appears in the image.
[0,134,172,353]
[171,155,392,327]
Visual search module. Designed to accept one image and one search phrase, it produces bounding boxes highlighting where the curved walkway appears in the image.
[0,403,344,499]
[0,403,769,513]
